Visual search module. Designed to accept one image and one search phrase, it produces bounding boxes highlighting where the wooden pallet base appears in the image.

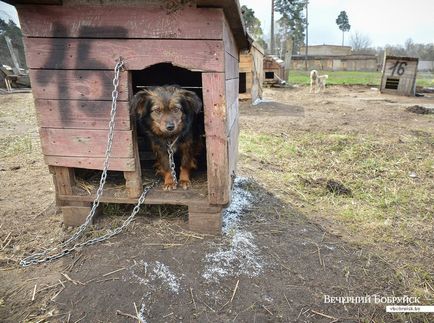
[59,201,222,234]
[54,169,223,234]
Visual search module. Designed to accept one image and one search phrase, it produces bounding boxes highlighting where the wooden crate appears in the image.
[380,55,418,96]
[9,0,250,234]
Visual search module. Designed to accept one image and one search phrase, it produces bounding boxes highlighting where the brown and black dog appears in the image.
[131,86,202,191]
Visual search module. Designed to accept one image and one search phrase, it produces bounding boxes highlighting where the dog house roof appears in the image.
[5,0,250,50]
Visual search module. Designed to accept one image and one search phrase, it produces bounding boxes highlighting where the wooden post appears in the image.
[202,73,230,205]
[188,205,222,235]
[124,72,142,198]
[49,166,100,226]
[50,166,75,203]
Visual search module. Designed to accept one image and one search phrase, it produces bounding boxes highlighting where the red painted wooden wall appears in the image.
[17,3,240,205]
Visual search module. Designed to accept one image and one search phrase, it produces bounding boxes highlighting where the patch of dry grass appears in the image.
[239,127,434,300]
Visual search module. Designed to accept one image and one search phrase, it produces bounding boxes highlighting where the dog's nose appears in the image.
[166,122,175,132]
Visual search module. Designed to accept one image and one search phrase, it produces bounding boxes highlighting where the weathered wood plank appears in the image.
[223,14,239,59]
[29,70,128,101]
[25,38,225,72]
[202,72,229,205]
[225,51,239,80]
[18,5,224,40]
[35,99,130,130]
[40,128,133,158]
[58,183,210,206]
[62,205,92,227]
[197,0,249,50]
[188,209,222,235]
[226,77,239,134]
[50,166,75,196]
[123,115,142,198]
[44,156,135,171]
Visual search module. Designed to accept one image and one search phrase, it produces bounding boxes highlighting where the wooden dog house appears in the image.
[239,41,264,102]
[263,55,285,86]
[8,0,249,234]
[380,55,418,96]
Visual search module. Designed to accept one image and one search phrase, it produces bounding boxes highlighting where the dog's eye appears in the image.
[152,107,162,114]
[174,106,182,112]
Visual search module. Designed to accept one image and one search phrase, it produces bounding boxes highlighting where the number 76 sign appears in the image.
[380,55,418,96]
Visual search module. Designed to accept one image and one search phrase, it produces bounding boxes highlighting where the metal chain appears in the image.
[167,137,179,186]
[20,58,158,267]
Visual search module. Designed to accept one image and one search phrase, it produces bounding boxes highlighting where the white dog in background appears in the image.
[310,70,329,93]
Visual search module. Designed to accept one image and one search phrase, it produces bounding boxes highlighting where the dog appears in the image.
[310,70,329,93]
[131,86,202,191]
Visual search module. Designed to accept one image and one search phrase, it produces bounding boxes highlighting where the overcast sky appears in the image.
[1,0,433,47]
[240,0,434,47]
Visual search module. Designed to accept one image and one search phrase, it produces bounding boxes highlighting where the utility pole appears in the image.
[270,0,275,55]
[304,0,309,71]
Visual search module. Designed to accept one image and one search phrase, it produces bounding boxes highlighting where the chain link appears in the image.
[20,58,159,267]
[167,137,179,186]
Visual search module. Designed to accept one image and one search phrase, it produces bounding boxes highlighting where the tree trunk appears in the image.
[342,31,344,46]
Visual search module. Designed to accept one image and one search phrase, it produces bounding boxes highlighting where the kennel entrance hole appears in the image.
[131,63,207,178]
[265,71,274,79]
[385,77,399,90]
[239,72,247,93]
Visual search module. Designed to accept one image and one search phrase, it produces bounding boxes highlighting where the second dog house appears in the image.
[10,0,250,234]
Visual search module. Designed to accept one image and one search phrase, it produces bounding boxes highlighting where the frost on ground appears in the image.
[202,177,265,282]
[123,260,181,294]
[123,260,182,322]
[222,177,254,233]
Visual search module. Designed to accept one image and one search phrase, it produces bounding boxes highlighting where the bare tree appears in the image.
[350,31,372,53]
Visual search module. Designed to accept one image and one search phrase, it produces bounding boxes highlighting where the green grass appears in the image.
[287,70,434,87]
[241,128,434,301]
[240,130,434,231]
[0,135,33,158]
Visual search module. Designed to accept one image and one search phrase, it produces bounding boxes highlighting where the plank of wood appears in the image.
[39,128,133,158]
[62,205,93,227]
[25,38,224,72]
[29,70,128,101]
[197,0,248,51]
[202,72,230,205]
[222,14,239,59]
[44,156,136,171]
[123,118,142,198]
[50,166,75,196]
[225,77,239,134]
[225,52,239,80]
[35,99,130,130]
[188,210,222,235]
[18,5,224,40]
[58,185,210,206]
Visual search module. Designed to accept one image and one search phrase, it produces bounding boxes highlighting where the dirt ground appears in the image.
[0,86,433,322]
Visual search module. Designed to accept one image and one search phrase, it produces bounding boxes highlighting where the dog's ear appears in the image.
[179,89,202,114]
[130,90,151,117]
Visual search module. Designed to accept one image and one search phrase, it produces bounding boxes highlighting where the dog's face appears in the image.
[131,86,202,137]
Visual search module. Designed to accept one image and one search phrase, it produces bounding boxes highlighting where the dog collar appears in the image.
[167,135,180,150]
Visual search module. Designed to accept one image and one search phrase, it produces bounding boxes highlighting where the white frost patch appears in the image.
[203,230,263,281]
[222,177,253,233]
[202,177,265,282]
[124,260,181,294]
[252,98,274,105]
[138,303,147,323]
[151,261,180,293]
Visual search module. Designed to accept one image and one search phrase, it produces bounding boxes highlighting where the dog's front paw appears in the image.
[163,182,177,191]
[179,179,191,190]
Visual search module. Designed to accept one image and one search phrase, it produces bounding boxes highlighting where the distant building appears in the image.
[291,44,378,71]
